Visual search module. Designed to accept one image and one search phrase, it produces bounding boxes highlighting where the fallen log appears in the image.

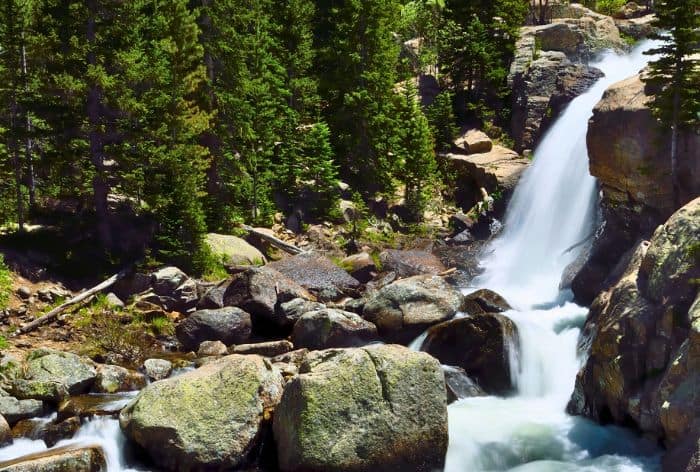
[240,225,307,256]
[14,268,131,336]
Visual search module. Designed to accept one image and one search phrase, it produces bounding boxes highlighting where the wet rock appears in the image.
[93,365,147,394]
[615,14,657,40]
[120,355,283,471]
[12,416,81,448]
[58,393,135,421]
[143,359,172,381]
[379,249,446,278]
[231,340,294,358]
[205,233,266,266]
[292,309,379,350]
[663,433,700,472]
[443,366,486,403]
[0,397,44,425]
[423,314,519,395]
[268,254,362,302]
[223,267,314,332]
[0,445,106,472]
[25,350,96,396]
[197,340,228,357]
[465,289,512,313]
[175,307,252,352]
[0,414,10,446]
[362,275,464,344]
[273,345,448,472]
[10,380,68,404]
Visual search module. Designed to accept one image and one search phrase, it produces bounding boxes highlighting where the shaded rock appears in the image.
[104,293,125,309]
[197,340,228,357]
[423,314,519,395]
[151,267,189,297]
[25,350,96,396]
[223,267,314,332]
[57,394,135,421]
[205,233,266,267]
[175,307,252,352]
[0,397,44,425]
[340,252,376,284]
[448,146,531,212]
[10,380,68,404]
[292,309,379,350]
[277,299,327,329]
[268,254,361,302]
[93,365,147,394]
[0,445,106,472]
[143,359,172,381]
[273,345,448,472]
[16,287,31,300]
[120,355,283,471]
[464,289,512,313]
[0,415,10,446]
[12,416,81,448]
[663,434,700,472]
[362,275,464,344]
[443,366,486,404]
[196,282,228,310]
[379,249,446,278]
[615,14,657,40]
[231,340,294,358]
[453,128,493,155]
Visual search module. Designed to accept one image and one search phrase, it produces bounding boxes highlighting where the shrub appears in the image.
[0,254,11,311]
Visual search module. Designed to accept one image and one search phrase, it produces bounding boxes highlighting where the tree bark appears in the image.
[21,37,36,211]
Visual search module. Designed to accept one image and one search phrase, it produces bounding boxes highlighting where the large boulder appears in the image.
[422,314,519,395]
[273,345,448,472]
[24,350,96,396]
[268,254,362,301]
[175,307,252,351]
[120,354,284,471]
[362,275,465,344]
[0,446,106,472]
[9,380,68,404]
[223,267,314,332]
[574,72,700,304]
[378,250,447,278]
[205,233,266,266]
[568,199,700,456]
[0,397,44,425]
[447,146,531,212]
[291,309,379,350]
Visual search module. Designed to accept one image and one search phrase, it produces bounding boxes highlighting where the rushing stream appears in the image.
[0,41,667,472]
[443,40,664,471]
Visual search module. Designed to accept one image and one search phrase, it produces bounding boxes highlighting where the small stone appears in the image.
[16,287,31,300]
[104,293,125,309]
[197,341,228,357]
[143,359,173,381]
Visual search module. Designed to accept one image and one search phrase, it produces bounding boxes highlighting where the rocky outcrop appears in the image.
[273,345,448,472]
[0,446,106,472]
[573,72,700,304]
[568,199,700,464]
[447,146,531,212]
[120,354,283,471]
[204,233,266,266]
[361,275,464,344]
[291,309,379,350]
[268,254,362,301]
[422,314,519,395]
[175,307,252,351]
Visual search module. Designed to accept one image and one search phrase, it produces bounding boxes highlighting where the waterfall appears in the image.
[446,40,664,471]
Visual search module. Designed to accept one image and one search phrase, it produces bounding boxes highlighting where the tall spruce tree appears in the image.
[644,0,700,205]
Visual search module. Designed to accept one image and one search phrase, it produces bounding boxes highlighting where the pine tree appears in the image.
[315,0,404,195]
[644,0,700,206]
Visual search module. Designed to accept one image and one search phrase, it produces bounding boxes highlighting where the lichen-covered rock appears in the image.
[268,254,362,301]
[291,309,379,350]
[175,307,252,351]
[143,359,172,381]
[197,340,228,357]
[0,445,106,472]
[205,233,266,266]
[0,397,44,425]
[273,345,448,472]
[422,314,519,395]
[10,380,68,404]
[362,275,464,344]
[93,365,147,394]
[568,199,700,455]
[25,350,96,396]
[120,355,283,471]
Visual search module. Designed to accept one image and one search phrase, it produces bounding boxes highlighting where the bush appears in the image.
[595,0,626,15]
[0,254,11,311]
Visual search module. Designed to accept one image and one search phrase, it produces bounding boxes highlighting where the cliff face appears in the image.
[572,71,700,304]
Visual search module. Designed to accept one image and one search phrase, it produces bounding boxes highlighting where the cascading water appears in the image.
[445,40,664,471]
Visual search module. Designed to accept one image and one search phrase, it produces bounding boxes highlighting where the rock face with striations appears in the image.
[568,198,700,472]
[120,354,284,471]
[573,71,700,304]
[273,344,448,472]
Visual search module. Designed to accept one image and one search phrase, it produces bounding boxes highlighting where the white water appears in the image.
[445,41,663,472]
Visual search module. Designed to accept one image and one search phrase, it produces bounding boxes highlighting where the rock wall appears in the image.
[568,198,700,472]
[573,71,700,304]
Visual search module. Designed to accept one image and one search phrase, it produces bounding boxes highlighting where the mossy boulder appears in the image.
[25,350,96,395]
[205,233,266,266]
[10,380,68,404]
[273,344,448,472]
[93,365,147,394]
[120,354,283,471]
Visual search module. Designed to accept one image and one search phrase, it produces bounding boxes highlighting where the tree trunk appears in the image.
[87,0,112,249]
[670,53,682,207]
[21,37,36,211]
